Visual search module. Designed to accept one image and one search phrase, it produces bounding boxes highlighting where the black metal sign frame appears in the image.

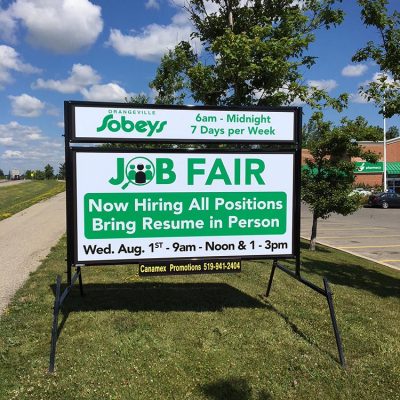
[67,100,298,144]
[48,101,345,372]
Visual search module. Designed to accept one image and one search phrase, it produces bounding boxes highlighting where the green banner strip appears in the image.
[84,192,287,239]
[354,162,383,173]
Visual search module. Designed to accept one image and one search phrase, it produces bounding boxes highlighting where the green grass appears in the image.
[0,180,65,220]
[0,239,399,400]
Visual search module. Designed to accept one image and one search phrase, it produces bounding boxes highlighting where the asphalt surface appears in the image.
[0,192,66,314]
[0,179,29,186]
[301,203,400,271]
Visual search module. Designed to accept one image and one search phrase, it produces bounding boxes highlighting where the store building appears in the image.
[354,137,400,192]
[302,136,400,193]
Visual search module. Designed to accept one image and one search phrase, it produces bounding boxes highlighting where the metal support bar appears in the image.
[323,278,346,368]
[59,269,81,305]
[266,260,346,367]
[295,256,301,278]
[265,260,277,297]
[274,261,326,296]
[78,266,84,297]
[48,267,83,373]
[49,275,61,373]
[67,265,72,287]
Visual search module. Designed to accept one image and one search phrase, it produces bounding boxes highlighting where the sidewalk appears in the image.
[0,192,66,314]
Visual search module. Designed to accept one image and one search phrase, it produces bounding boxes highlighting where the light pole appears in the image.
[383,113,387,192]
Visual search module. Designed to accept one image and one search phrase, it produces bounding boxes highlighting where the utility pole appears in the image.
[383,114,387,192]
[383,90,387,192]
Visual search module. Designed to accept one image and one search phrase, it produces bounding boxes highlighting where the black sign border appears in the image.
[67,100,299,145]
[70,148,299,266]
[64,101,302,270]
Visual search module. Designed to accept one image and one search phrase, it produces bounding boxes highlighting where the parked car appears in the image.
[367,192,400,209]
[350,187,372,196]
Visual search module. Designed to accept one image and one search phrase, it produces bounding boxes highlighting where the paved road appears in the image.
[0,179,30,186]
[301,203,400,271]
[0,192,66,314]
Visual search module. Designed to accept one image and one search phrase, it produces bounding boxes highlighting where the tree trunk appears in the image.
[309,211,318,251]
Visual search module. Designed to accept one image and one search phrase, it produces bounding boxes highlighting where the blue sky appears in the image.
[0,0,398,173]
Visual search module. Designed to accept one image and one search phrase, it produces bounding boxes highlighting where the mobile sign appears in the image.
[70,102,296,143]
[52,102,346,373]
[72,150,295,264]
[50,104,346,373]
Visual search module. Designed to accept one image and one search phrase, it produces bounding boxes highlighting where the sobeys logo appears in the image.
[96,115,167,137]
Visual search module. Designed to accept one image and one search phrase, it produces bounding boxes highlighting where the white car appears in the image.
[350,188,372,196]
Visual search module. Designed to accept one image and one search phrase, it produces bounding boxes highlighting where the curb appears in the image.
[300,236,400,272]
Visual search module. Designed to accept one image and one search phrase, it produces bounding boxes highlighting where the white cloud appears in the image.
[0,45,40,87]
[370,72,394,84]
[307,79,338,92]
[0,7,17,43]
[2,150,24,159]
[9,93,45,117]
[289,97,306,106]
[349,92,370,104]
[32,63,134,102]
[0,121,64,171]
[350,72,396,104]
[81,83,135,102]
[107,1,239,62]
[33,64,101,93]
[263,79,337,106]
[0,138,13,145]
[169,0,220,13]
[107,11,200,61]
[358,72,394,91]
[342,64,368,77]
[57,121,65,128]
[0,121,45,145]
[1,146,63,168]
[169,0,186,7]
[145,0,160,10]
[1,0,103,54]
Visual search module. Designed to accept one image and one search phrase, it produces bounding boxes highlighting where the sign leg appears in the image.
[265,260,277,297]
[323,278,346,368]
[49,275,61,373]
[77,267,84,297]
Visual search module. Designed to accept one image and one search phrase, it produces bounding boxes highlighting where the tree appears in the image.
[302,113,381,250]
[151,42,197,105]
[303,115,383,148]
[302,116,383,149]
[58,163,65,180]
[126,93,150,105]
[25,170,33,179]
[44,164,54,180]
[150,0,347,109]
[34,169,45,180]
[0,168,4,178]
[386,125,399,139]
[353,0,400,118]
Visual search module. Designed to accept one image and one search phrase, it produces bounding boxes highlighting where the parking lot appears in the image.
[301,204,400,271]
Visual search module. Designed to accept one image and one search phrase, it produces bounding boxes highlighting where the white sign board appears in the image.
[73,105,295,142]
[74,152,294,263]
